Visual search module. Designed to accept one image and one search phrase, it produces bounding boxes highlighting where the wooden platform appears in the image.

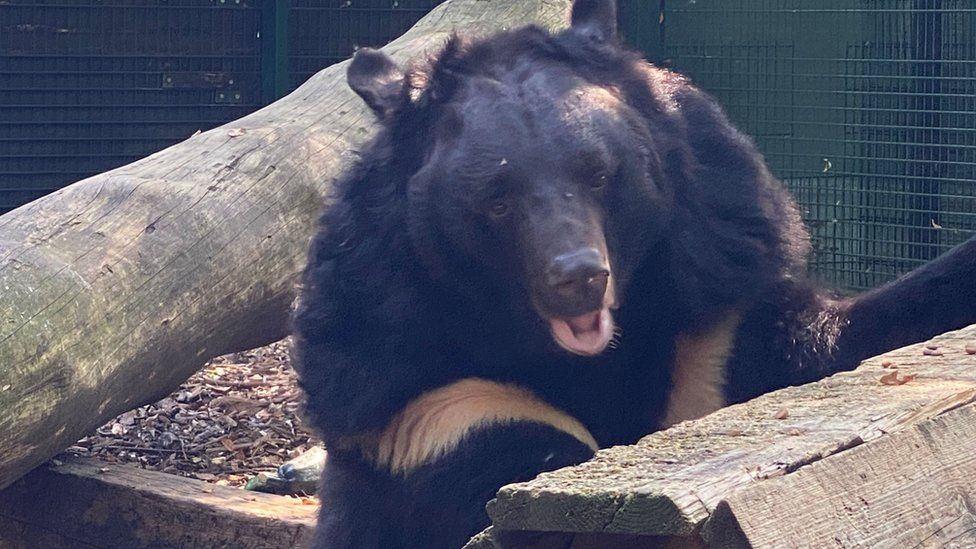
[474,324,976,548]
[0,457,315,549]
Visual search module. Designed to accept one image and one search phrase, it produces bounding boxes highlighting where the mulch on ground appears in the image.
[60,339,321,489]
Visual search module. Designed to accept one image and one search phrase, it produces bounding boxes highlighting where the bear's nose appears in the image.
[546,248,610,310]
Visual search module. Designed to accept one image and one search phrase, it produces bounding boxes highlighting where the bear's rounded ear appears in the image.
[570,0,619,45]
[347,48,407,119]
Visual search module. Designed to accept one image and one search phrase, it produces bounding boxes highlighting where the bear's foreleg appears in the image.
[311,378,597,549]
[727,234,976,403]
[834,233,976,367]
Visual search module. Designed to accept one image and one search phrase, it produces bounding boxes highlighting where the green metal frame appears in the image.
[261,0,289,104]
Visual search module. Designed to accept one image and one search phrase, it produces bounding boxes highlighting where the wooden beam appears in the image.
[0,457,316,549]
[486,324,976,539]
[705,401,976,548]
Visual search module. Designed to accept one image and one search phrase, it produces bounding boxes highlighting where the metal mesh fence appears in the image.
[1,1,973,291]
[0,0,263,214]
[288,0,443,92]
[647,0,976,290]
[0,0,443,215]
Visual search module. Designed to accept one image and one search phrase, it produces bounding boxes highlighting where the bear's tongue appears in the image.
[567,311,600,334]
[549,308,614,356]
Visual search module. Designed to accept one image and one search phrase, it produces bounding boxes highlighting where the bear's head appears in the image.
[345,0,678,357]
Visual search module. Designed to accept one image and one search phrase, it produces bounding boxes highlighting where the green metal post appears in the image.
[261,0,289,104]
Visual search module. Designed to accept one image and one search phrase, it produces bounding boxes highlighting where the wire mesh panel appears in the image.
[0,0,263,214]
[2,1,972,291]
[288,0,444,92]
[654,0,976,290]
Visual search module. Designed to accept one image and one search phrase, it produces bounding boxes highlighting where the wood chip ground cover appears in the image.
[59,339,321,492]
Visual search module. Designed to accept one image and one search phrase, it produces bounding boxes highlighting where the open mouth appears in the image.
[549,307,615,356]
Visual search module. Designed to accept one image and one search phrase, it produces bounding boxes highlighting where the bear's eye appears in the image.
[590,174,609,190]
[489,199,511,218]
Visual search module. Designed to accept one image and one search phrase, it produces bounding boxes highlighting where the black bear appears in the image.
[292,0,976,547]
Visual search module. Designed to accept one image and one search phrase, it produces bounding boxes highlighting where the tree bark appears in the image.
[0,0,572,490]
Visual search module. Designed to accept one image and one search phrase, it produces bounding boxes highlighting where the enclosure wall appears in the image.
[2,0,973,290]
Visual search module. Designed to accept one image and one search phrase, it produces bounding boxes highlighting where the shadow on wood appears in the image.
[0,457,316,549]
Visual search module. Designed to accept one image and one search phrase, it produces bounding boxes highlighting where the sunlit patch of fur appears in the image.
[375,378,598,474]
[661,313,742,428]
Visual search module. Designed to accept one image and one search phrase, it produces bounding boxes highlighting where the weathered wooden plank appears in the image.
[0,457,316,549]
[705,401,976,549]
[487,324,976,538]
[0,0,574,490]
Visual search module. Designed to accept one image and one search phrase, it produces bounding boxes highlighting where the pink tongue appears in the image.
[549,308,613,356]
[567,311,601,336]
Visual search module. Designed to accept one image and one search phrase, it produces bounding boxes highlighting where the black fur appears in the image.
[570,0,619,45]
[311,422,594,549]
[347,47,408,120]
[292,2,976,546]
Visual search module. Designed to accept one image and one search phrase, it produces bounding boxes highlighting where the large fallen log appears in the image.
[0,0,572,490]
